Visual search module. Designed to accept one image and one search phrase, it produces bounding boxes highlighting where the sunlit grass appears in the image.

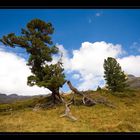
[0,90,140,132]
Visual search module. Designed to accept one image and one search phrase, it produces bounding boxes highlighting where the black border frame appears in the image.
[0,0,140,8]
[0,0,140,138]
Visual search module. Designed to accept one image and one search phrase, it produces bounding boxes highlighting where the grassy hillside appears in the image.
[0,90,140,132]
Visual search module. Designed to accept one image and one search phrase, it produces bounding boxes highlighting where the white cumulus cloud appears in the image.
[1,40,140,95]
[118,55,140,77]
[58,41,140,91]
[69,41,123,90]
[58,41,123,90]
[0,48,51,96]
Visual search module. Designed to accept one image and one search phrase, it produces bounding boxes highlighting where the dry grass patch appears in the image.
[0,90,140,132]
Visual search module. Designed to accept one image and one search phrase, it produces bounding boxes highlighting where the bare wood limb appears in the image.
[33,103,42,111]
[67,81,83,96]
[82,96,97,106]
[95,98,116,109]
[59,92,77,121]
[66,80,116,108]
[67,80,96,106]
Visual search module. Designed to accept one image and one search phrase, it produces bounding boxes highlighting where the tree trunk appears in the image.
[52,92,56,104]
[51,88,62,104]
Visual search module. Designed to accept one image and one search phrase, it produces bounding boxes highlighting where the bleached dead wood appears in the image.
[59,92,77,121]
[33,103,42,111]
[95,98,116,108]
[67,81,83,96]
[67,80,97,106]
[66,80,116,108]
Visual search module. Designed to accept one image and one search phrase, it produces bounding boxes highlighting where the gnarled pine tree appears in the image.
[0,19,66,104]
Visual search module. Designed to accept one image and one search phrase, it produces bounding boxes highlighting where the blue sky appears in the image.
[0,9,140,54]
[0,9,140,95]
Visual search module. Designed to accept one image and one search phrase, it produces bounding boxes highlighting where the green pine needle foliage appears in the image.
[0,18,66,94]
[103,57,128,92]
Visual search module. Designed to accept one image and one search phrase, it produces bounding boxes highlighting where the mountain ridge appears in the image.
[0,93,49,104]
[126,74,140,89]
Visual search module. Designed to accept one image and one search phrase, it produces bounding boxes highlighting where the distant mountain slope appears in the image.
[0,94,32,104]
[126,74,140,89]
[0,94,49,104]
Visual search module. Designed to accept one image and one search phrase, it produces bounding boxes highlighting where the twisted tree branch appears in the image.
[67,80,96,106]
[59,91,77,121]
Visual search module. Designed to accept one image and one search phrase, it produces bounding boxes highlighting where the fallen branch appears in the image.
[66,80,116,108]
[67,80,97,106]
[82,96,97,106]
[33,103,42,111]
[67,80,83,96]
[59,91,77,121]
[95,98,116,109]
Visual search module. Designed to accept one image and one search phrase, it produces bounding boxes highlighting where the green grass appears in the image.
[0,90,140,132]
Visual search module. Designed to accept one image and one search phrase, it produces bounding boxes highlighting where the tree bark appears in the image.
[51,88,62,104]
[52,92,56,104]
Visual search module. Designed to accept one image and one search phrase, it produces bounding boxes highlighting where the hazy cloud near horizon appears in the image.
[0,48,51,96]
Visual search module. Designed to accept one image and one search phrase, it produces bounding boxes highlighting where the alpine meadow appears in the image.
[0,9,140,132]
